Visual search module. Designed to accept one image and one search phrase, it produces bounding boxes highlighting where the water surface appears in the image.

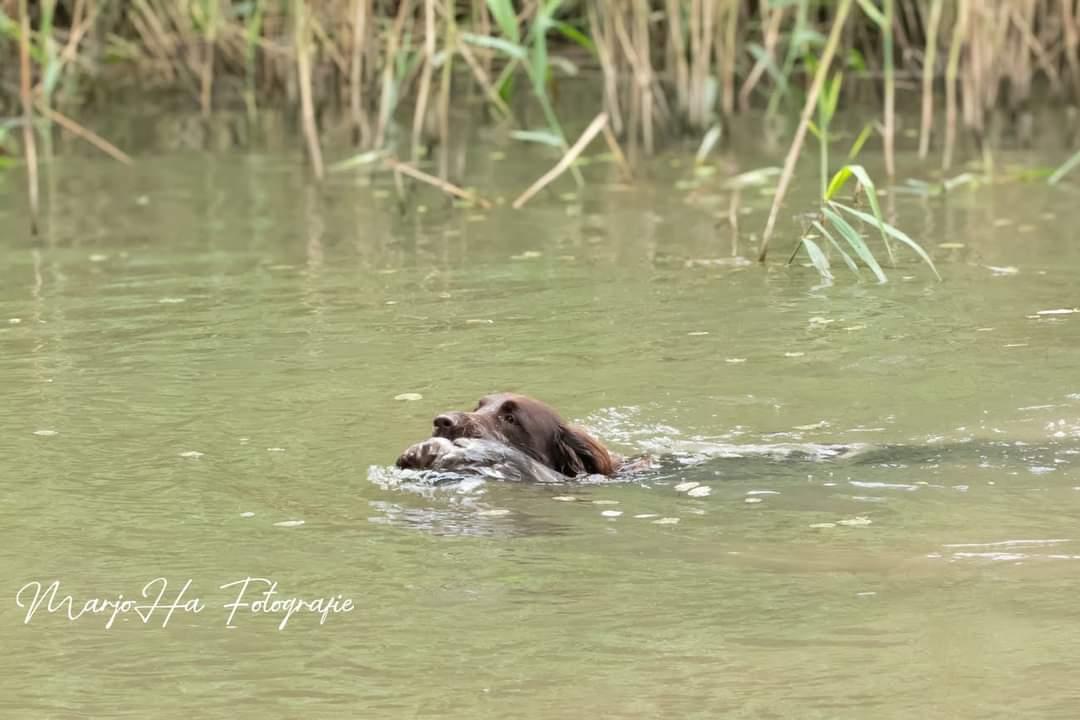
[2,122,1079,718]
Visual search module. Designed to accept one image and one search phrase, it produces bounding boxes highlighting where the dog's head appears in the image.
[430,393,618,477]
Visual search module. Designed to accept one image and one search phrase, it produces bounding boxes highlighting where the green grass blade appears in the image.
[825,165,854,200]
[792,28,827,48]
[824,72,843,118]
[827,164,892,261]
[553,20,595,54]
[823,206,888,283]
[460,32,527,61]
[724,167,781,190]
[834,202,942,280]
[1049,149,1080,185]
[799,236,834,282]
[856,0,887,27]
[813,220,861,275]
[747,42,787,91]
[847,122,874,160]
[485,0,520,43]
[529,1,565,98]
[695,125,723,164]
[943,172,979,191]
[328,150,387,172]
[509,129,564,147]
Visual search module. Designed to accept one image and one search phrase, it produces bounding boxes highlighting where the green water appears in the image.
[2,130,1080,719]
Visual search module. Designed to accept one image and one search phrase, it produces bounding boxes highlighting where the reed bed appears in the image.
[4,1,1079,152]
[2,1,1079,255]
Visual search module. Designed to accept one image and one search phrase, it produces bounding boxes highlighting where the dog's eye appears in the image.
[500,413,516,425]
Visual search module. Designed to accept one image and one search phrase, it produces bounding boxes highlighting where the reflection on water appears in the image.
[2,115,1080,718]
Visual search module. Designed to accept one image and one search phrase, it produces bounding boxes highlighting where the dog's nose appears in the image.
[433,414,456,431]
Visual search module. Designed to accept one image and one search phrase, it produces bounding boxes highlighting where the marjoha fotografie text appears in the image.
[15,577,354,630]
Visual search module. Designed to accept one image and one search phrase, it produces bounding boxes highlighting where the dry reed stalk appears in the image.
[589,2,623,135]
[156,0,204,92]
[738,2,784,111]
[374,0,413,149]
[728,188,741,244]
[36,104,133,164]
[601,122,632,179]
[972,2,1005,124]
[883,0,895,178]
[200,0,218,118]
[1063,0,1080,99]
[434,0,455,178]
[1011,2,1059,96]
[411,0,436,159]
[665,0,689,113]
[350,0,372,145]
[471,0,493,76]
[633,0,654,153]
[720,0,738,116]
[689,0,715,127]
[18,0,38,233]
[131,0,179,83]
[308,15,349,74]
[893,0,917,60]
[918,0,944,158]
[295,0,324,179]
[34,0,89,97]
[758,0,854,263]
[943,0,969,170]
[455,40,512,119]
[611,6,644,148]
[512,112,609,209]
[383,157,491,208]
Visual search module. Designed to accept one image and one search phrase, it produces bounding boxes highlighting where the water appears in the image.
[2,119,1080,718]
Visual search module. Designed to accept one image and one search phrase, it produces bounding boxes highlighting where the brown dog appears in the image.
[396,393,622,480]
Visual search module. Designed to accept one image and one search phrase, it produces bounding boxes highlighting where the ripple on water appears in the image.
[849,481,917,491]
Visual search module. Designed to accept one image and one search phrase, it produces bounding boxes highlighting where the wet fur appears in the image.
[396,393,621,480]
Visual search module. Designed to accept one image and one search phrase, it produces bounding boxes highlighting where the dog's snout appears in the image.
[433,414,457,431]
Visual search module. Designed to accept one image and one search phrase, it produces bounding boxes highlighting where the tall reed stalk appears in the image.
[943,0,970,171]
[199,0,218,118]
[918,0,943,158]
[243,0,265,120]
[881,0,895,178]
[349,0,371,145]
[17,0,38,233]
[759,0,855,263]
[294,0,323,179]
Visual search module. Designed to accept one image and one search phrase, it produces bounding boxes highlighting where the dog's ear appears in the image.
[551,425,618,477]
